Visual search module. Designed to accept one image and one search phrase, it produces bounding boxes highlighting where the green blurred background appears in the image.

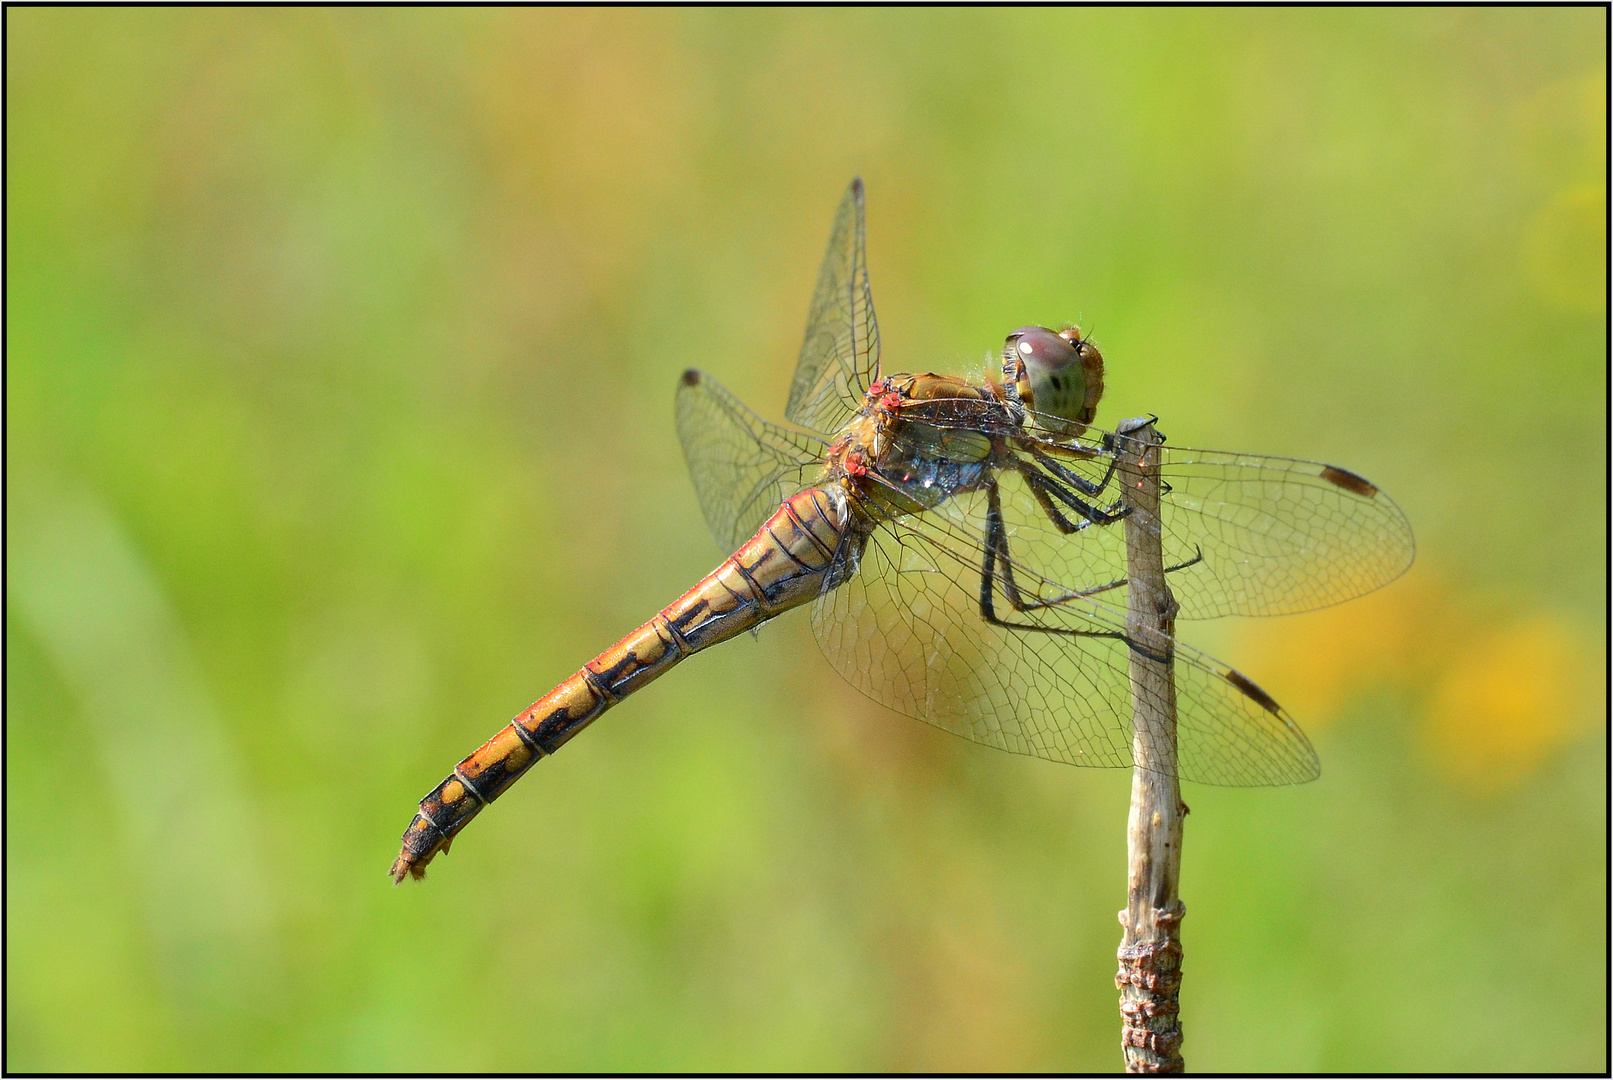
[7,8,1605,1072]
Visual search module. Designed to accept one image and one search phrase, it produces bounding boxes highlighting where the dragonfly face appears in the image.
[1005,325,1105,433]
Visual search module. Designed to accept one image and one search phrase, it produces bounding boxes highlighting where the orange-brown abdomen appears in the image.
[390,486,851,881]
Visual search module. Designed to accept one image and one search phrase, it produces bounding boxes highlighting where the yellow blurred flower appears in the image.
[1424,616,1587,792]
[1234,570,1448,728]
[1236,569,1595,792]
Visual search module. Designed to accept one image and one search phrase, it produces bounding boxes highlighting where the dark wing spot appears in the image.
[1224,668,1282,714]
[1320,465,1378,498]
[681,369,701,387]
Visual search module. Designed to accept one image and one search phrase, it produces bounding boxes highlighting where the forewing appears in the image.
[966,425,1415,620]
[810,493,1319,786]
[675,369,824,551]
[784,178,880,436]
[1154,446,1415,617]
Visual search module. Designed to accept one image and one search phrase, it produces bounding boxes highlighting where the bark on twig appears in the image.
[1114,419,1187,1074]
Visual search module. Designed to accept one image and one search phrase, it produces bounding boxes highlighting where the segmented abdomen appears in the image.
[390,486,850,882]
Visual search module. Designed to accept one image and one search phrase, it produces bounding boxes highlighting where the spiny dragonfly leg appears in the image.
[1017,434,1102,460]
[1017,546,1207,608]
[977,481,1175,666]
[1166,546,1204,576]
[977,480,1125,638]
[1113,413,1163,440]
[1007,456,1129,535]
[1026,442,1122,499]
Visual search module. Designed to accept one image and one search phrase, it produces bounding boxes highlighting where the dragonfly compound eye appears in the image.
[1063,329,1105,427]
[1006,326,1098,426]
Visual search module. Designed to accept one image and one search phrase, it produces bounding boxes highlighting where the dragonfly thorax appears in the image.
[827,373,999,516]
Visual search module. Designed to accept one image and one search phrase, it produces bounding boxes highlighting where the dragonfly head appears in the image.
[1004,325,1105,433]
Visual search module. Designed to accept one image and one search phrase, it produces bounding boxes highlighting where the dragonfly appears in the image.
[391,179,1414,882]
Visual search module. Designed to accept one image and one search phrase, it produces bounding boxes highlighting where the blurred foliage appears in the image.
[6,8,1605,1072]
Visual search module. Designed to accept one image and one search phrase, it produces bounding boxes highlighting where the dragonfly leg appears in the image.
[1019,473,1091,535]
[1007,456,1129,535]
[1010,430,1124,498]
[977,480,1173,666]
[1031,445,1122,499]
[978,480,1124,634]
[1016,547,1207,612]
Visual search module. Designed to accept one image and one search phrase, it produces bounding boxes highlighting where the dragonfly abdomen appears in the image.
[390,486,850,882]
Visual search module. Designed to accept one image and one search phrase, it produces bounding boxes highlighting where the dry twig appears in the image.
[1114,418,1187,1074]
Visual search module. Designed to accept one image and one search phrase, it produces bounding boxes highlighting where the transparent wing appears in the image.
[1152,445,1415,617]
[784,178,880,436]
[811,491,1319,786]
[675,369,825,551]
[897,401,1415,619]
